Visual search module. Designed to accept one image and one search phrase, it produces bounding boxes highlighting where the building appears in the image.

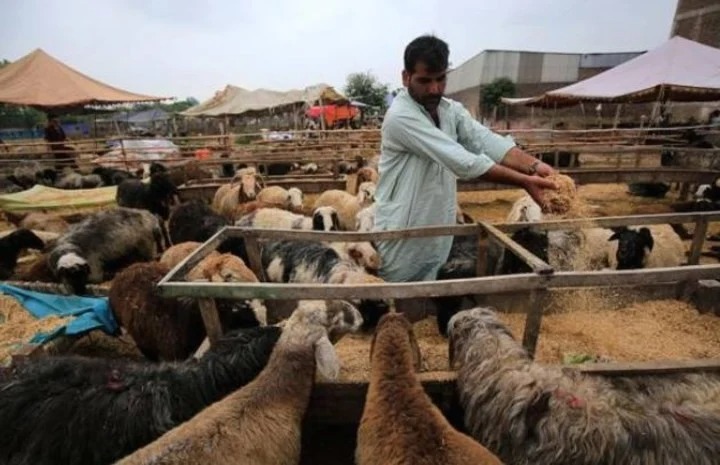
[671,0,720,49]
[445,49,643,118]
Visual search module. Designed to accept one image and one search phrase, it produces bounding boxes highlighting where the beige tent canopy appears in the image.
[182,83,347,117]
[0,48,167,109]
[502,37,720,108]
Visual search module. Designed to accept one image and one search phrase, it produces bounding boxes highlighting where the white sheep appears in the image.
[114,300,363,465]
[235,206,339,231]
[607,224,686,269]
[313,182,375,231]
[355,203,376,232]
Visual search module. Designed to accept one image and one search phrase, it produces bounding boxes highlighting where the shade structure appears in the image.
[181,83,347,117]
[0,48,168,109]
[502,37,720,108]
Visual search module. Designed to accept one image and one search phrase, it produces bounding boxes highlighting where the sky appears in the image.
[0,0,679,103]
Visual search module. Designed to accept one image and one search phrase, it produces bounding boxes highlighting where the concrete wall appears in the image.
[671,0,720,48]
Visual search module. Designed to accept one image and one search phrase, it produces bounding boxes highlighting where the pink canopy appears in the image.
[503,37,720,108]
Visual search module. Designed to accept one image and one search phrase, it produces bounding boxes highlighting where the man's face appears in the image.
[402,61,447,113]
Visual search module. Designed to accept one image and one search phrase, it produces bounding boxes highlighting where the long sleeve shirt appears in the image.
[373,89,515,282]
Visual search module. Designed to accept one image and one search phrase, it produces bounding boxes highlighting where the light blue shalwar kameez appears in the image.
[373,89,516,282]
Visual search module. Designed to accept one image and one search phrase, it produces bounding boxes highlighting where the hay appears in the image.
[0,295,72,364]
[335,300,720,380]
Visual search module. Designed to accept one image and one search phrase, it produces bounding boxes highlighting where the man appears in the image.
[374,35,557,283]
[44,115,72,170]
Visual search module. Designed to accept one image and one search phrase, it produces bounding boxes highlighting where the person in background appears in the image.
[373,34,558,286]
[44,115,71,170]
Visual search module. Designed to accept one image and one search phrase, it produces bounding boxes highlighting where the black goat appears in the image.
[0,229,45,279]
[116,171,178,247]
[0,325,281,465]
[91,167,141,186]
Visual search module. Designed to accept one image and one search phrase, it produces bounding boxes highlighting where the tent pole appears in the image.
[613,103,623,129]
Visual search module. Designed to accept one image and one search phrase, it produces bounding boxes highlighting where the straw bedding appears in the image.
[335,299,720,381]
[0,295,72,364]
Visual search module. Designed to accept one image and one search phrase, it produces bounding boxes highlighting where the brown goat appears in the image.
[356,312,504,465]
[114,300,364,465]
[356,166,379,184]
[159,241,220,270]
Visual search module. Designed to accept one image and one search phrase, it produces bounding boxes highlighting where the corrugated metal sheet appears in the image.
[541,54,580,83]
[446,53,485,93]
[579,52,643,68]
[479,51,520,84]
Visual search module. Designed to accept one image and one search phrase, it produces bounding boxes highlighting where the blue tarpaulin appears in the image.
[0,284,118,344]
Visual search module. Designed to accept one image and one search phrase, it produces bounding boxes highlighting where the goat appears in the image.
[262,240,388,329]
[0,326,281,465]
[448,307,720,465]
[212,168,262,219]
[114,300,363,465]
[608,225,685,270]
[47,207,163,294]
[356,311,503,465]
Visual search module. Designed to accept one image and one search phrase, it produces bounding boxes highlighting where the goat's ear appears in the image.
[315,334,340,381]
[639,227,654,251]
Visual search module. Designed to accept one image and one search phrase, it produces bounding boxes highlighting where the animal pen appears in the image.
[156,210,720,425]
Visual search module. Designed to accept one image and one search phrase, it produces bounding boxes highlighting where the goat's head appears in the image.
[447,306,518,369]
[284,300,363,380]
[56,252,91,295]
[312,206,340,231]
[369,312,422,371]
[608,226,653,270]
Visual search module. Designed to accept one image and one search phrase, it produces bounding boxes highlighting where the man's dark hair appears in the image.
[404,35,449,74]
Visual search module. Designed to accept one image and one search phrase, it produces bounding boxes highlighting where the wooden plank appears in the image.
[158,228,229,284]
[498,211,720,233]
[482,222,553,274]
[244,237,265,281]
[521,289,547,358]
[157,264,720,300]
[198,298,223,344]
[225,224,479,242]
[563,358,720,377]
[475,224,487,278]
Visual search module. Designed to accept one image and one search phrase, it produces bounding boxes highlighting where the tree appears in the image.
[480,77,516,115]
[344,71,390,112]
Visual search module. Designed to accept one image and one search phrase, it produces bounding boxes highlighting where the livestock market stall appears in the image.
[156,210,720,427]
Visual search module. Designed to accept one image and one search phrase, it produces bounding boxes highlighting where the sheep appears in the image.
[313,182,375,231]
[167,200,249,264]
[47,207,164,294]
[356,311,503,465]
[15,212,70,235]
[255,185,303,212]
[329,241,381,273]
[356,166,379,184]
[114,300,364,465]
[110,257,265,362]
[159,241,219,270]
[448,307,720,465]
[301,162,318,174]
[0,175,23,194]
[0,229,45,280]
[91,166,140,186]
[507,194,543,223]
[0,325,282,465]
[262,240,388,329]
[11,161,57,189]
[607,224,686,270]
[212,168,262,219]
[236,206,340,231]
[55,167,104,189]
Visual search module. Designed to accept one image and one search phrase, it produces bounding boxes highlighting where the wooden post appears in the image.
[688,217,709,266]
[244,236,265,281]
[198,298,223,344]
[522,289,547,358]
[475,224,488,278]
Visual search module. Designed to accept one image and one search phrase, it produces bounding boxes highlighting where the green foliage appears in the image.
[480,77,516,112]
[344,71,390,111]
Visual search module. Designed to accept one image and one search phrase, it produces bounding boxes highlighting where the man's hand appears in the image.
[533,161,556,178]
[523,175,558,210]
